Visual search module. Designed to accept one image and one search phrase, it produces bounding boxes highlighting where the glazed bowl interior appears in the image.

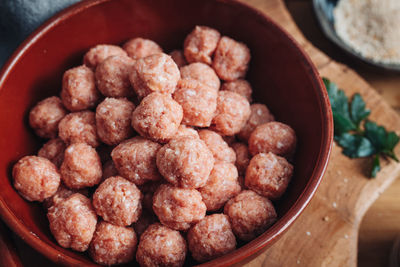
[0,0,332,266]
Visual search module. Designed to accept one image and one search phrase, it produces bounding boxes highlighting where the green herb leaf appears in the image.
[323,78,356,136]
[350,93,370,128]
[371,154,381,178]
[323,77,400,178]
[336,133,375,158]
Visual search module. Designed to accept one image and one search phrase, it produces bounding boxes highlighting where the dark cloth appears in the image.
[0,0,81,67]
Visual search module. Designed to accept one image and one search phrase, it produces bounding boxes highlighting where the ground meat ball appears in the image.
[131,93,183,142]
[221,79,253,102]
[89,221,137,265]
[184,26,221,65]
[29,96,68,139]
[238,104,275,141]
[248,122,297,158]
[93,176,142,226]
[231,142,250,175]
[96,98,135,145]
[43,184,88,209]
[198,162,241,211]
[111,137,162,185]
[175,125,199,139]
[47,193,97,251]
[60,143,102,189]
[95,55,135,97]
[83,44,127,70]
[245,152,293,199]
[156,137,214,189]
[129,53,180,99]
[211,91,251,136]
[123,38,163,60]
[58,111,100,148]
[173,79,217,127]
[169,50,187,68]
[180,63,220,91]
[187,214,236,262]
[38,138,66,168]
[102,160,118,181]
[198,130,236,163]
[61,65,100,112]
[153,184,206,230]
[136,223,187,267]
[212,36,251,81]
[133,210,158,237]
[12,156,60,202]
[224,190,277,241]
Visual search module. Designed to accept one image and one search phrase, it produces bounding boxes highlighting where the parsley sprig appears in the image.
[323,78,399,177]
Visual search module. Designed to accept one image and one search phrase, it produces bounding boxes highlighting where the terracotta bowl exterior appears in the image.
[0,0,333,266]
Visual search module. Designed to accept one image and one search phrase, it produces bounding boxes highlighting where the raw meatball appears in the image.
[156,137,214,189]
[184,26,221,65]
[187,214,236,262]
[231,142,250,175]
[131,93,183,142]
[136,223,187,267]
[83,44,127,70]
[212,36,250,81]
[29,96,68,139]
[224,190,277,241]
[175,125,199,139]
[221,79,252,102]
[47,193,97,251]
[111,137,162,185]
[133,210,158,237]
[89,221,137,265]
[248,122,296,158]
[102,160,118,181]
[245,152,293,199]
[93,176,142,226]
[198,130,236,163]
[238,104,275,141]
[169,50,187,68]
[38,138,66,168]
[61,65,100,111]
[60,143,102,189]
[180,63,220,91]
[43,184,88,209]
[123,38,163,59]
[198,162,241,211]
[211,91,251,136]
[173,79,217,127]
[96,98,135,145]
[12,156,60,202]
[129,53,180,99]
[153,184,206,231]
[58,111,100,148]
[95,55,135,97]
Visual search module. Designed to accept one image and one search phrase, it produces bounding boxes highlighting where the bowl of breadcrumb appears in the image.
[313,0,400,71]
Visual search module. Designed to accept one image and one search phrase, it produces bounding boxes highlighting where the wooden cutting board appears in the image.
[233,0,400,266]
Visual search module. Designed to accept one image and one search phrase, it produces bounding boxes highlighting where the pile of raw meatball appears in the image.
[12,26,296,266]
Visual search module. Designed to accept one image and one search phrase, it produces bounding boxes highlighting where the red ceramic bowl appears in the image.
[0,0,333,266]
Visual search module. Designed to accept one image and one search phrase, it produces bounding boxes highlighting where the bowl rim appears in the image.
[0,0,333,266]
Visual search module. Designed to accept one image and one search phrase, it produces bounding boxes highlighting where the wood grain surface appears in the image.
[1,1,400,267]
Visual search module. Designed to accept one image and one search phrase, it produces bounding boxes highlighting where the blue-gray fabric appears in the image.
[0,0,81,67]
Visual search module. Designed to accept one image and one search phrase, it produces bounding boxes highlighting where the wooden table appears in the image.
[286,1,400,266]
[1,1,400,266]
